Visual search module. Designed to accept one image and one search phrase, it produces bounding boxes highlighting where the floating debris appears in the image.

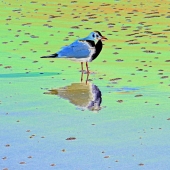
[161,76,168,79]
[2,157,7,160]
[19,162,26,164]
[50,164,56,166]
[143,50,155,53]
[117,100,123,103]
[110,78,122,81]
[138,163,144,166]
[135,94,143,97]
[28,156,32,158]
[71,26,79,29]
[66,137,76,140]
[104,156,110,158]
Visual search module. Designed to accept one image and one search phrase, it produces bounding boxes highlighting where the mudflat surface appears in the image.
[0,0,170,169]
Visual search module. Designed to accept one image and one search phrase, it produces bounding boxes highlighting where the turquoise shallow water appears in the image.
[0,73,170,169]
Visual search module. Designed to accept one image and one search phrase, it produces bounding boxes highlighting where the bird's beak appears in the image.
[101,36,108,41]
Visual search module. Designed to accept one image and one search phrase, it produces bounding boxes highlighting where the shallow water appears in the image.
[0,0,170,169]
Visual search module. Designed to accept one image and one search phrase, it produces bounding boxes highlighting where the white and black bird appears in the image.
[41,31,107,73]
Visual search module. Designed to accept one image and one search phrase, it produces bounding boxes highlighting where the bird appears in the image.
[41,31,107,73]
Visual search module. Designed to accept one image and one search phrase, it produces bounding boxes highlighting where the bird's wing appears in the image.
[57,40,95,58]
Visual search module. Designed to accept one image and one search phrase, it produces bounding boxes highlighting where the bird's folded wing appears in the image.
[57,40,95,58]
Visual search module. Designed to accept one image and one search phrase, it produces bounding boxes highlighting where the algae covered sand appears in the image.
[0,0,170,169]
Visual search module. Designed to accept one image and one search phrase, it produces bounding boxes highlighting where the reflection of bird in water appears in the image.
[41,31,107,73]
[44,82,102,111]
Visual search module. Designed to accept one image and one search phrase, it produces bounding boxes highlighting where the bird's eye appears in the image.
[96,35,99,38]
[92,34,95,38]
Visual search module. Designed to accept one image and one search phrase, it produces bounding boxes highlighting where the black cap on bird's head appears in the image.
[93,31,108,41]
[94,31,102,36]
[86,31,108,42]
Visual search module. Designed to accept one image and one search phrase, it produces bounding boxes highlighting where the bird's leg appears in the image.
[86,62,90,74]
[81,62,83,72]
[81,70,84,82]
[86,72,90,85]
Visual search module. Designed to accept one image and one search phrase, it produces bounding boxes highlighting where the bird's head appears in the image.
[87,31,108,42]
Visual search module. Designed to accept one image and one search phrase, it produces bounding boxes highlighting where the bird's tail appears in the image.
[41,53,58,58]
